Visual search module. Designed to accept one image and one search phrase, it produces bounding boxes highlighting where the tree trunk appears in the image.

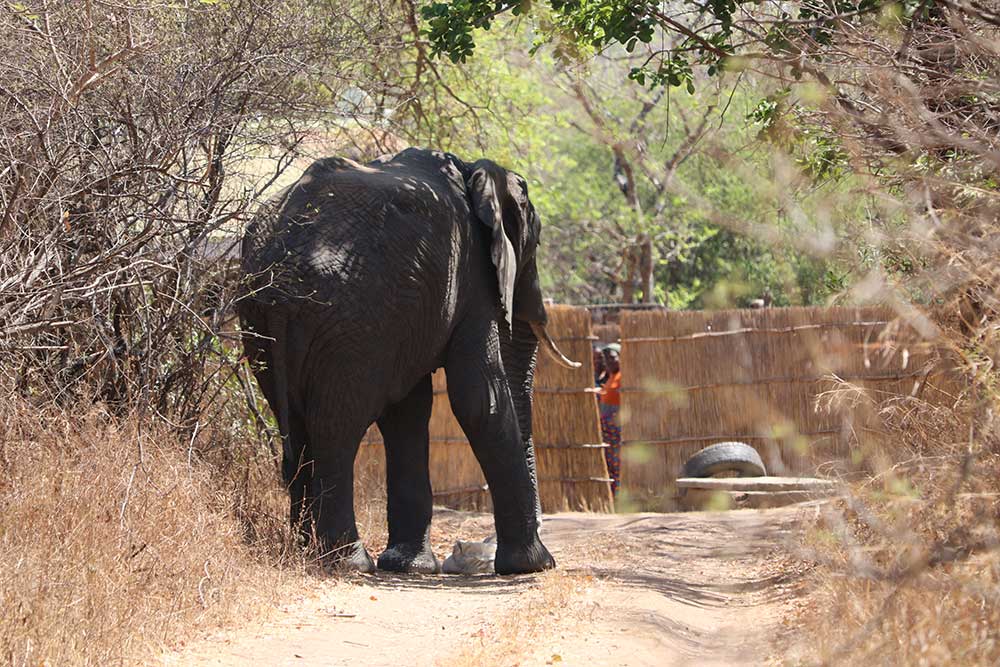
[622,245,638,304]
[639,235,654,303]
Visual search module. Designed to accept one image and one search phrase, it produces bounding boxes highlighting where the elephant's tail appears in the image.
[266,310,295,485]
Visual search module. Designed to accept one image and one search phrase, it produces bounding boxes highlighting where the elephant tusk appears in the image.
[530,321,582,370]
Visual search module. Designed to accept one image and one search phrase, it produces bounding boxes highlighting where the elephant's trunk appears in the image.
[502,318,543,527]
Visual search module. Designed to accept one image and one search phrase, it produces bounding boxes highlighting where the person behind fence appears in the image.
[593,344,607,389]
[598,343,622,494]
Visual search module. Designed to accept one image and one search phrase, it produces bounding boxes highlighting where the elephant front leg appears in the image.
[376,374,439,574]
[446,321,555,575]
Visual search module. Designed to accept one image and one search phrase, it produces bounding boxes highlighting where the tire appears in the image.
[682,441,766,478]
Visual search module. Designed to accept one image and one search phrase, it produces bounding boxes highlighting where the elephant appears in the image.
[238,147,580,575]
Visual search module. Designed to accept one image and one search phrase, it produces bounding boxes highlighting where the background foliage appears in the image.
[387,16,855,306]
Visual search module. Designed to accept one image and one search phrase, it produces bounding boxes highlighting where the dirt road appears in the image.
[162,506,815,667]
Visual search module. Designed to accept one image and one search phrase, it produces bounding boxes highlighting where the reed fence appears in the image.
[592,323,620,346]
[619,306,958,510]
[355,305,613,513]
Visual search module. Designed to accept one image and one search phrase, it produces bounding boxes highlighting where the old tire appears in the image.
[682,441,766,478]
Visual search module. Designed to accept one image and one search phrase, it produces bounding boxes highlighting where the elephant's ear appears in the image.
[469,165,518,330]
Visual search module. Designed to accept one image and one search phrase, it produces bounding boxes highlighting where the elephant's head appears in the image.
[466,160,581,370]
[467,159,580,525]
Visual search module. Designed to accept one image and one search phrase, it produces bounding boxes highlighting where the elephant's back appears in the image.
[239,153,473,338]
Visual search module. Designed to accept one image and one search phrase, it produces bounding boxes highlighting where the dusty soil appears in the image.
[160,505,817,667]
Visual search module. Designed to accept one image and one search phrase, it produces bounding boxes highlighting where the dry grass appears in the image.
[788,386,1000,664]
[0,401,305,666]
[354,447,390,557]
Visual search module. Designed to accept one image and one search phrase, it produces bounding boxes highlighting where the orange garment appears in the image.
[599,371,621,406]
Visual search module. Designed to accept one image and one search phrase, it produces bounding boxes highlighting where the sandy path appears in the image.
[161,506,815,667]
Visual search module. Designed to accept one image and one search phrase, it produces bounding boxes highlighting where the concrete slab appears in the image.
[677,476,840,510]
[676,476,838,492]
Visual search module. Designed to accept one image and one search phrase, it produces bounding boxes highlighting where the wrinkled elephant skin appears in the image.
[239,148,575,575]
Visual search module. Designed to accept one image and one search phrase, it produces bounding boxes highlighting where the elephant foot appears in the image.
[325,540,376,574]
[495,533,556,575]
[378,541,441,574]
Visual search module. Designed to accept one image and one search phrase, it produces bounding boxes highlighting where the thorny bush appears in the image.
[0,0,393,433]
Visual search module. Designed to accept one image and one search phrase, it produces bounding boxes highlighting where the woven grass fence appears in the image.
[619,306,959,510]
[355,305,613,513]
[592,323,620,345]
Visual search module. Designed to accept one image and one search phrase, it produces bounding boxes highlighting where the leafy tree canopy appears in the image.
[420,0,918,89]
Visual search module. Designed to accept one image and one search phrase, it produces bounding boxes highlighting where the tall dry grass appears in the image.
[0,400,305,666]
[790,384,1000,664]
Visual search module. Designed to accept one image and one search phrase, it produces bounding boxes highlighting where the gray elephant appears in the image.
[238,147,579,575]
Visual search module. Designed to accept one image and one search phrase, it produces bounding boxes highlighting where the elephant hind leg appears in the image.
[307,415,375,573]
[284,410,314,543]
[376,374,438,574]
